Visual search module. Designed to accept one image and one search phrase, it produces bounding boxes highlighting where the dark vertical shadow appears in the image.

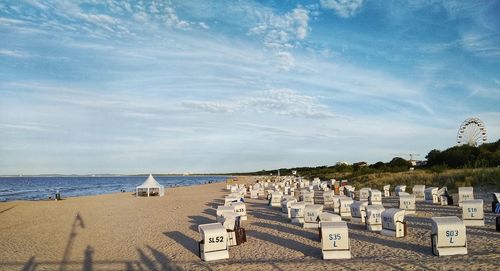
[0,205,16,215]
[20,256,35,271]
[135,262,145,271]
[163,231,198,256]
[247,230,321,258]
[201,208,216,217]
[271,262,286,271]
[82,246,94,271]
[246,208,285,223]
[60,213,85,271]
[187,215,214,232]
[381,261,408,271]
[253,222,317,241]
[147,245,179,271]
[350,231,430,255]
[137,249,158,271]
[125,262,135,271]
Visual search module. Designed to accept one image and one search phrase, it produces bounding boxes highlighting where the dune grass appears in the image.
[348,167,500,193]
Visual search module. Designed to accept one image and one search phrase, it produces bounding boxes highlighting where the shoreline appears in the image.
[0,179,237,203]
[0,175,234,203]
[0,174,234,178]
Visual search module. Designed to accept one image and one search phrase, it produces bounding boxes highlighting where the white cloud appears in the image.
[22,0,47,10]
[276,51,295,71]
[164,6,191,29]
[247,7,309,71]
[198,22,210,29]
[320,0,364,18]
[0,122,47,132]
[419,42,456,53]
[248,7,310,49]
[133,11,149,23]
[2,1,196,39]
[182,89,334,119]
[263,30,292,49]
[290,8,309,40]
[0,49,30,58]
[235,122,345,140]
[181,101,238,113]
[460,32,500,58]
[468,84,500,100]
[247,89,334,118]
[0,17,26,25]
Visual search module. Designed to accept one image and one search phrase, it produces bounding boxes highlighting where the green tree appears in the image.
[425,149,442,167]
[388,157,411,169]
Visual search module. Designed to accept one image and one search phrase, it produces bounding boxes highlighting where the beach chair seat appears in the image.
[198,223,229,261]
[431,216,467,256]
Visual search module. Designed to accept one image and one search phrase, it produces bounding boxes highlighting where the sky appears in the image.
[0,0,499,175]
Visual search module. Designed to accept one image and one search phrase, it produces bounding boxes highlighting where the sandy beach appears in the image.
[0,176,498,271]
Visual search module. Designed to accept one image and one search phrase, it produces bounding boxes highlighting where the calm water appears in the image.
[0,175,229,202]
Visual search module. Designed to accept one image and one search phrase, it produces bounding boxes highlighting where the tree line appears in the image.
[229,139,499,179]
[425,139,500,169]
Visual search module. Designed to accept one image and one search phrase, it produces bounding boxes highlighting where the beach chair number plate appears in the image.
[328,233,341,247]
[467,208,477,217]
[208,236,224,243]
[446,230,459,243]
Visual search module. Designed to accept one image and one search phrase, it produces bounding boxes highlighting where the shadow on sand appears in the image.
[247,230,321,258]
[163,231,199,257]
[187,215,214,232]
[0,205,16,215]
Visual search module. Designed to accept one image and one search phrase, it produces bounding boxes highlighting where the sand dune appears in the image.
[0,176,498,271]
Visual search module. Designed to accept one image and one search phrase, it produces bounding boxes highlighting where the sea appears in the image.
[0,175,229,202]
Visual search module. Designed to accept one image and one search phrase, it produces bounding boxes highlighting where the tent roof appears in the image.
[137,174,163,189]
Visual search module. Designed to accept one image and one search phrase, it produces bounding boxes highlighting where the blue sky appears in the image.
[0,0,499,175]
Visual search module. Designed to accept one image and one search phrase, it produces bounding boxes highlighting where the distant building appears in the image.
[353,162,368,168]
[415,160,427,167]
[336,161,350,166]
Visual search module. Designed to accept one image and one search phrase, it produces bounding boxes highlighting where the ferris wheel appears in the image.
[456,117,487,147]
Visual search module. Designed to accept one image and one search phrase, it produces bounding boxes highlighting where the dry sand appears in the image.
[0,176,498,271]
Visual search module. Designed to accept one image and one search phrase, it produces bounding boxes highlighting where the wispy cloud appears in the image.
[468,84,500,100]
[0,82,180,119]
[275,51,295,71]
[182,89,334,119]
[248,7,310,49]
[22,0,48,10]
[320,0,364,18]
[0,122,51,132]
[419,42,457,54]
[0,17,26,25]
[460,32,500,59]
[0,49,31,58]
[1,0,204,41]
[198,22,209,29]
[163,6,191,29]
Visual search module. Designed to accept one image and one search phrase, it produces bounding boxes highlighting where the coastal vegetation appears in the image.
[233,140,500,192]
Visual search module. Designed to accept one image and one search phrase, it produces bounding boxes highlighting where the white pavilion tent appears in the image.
[136,174,165,197]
